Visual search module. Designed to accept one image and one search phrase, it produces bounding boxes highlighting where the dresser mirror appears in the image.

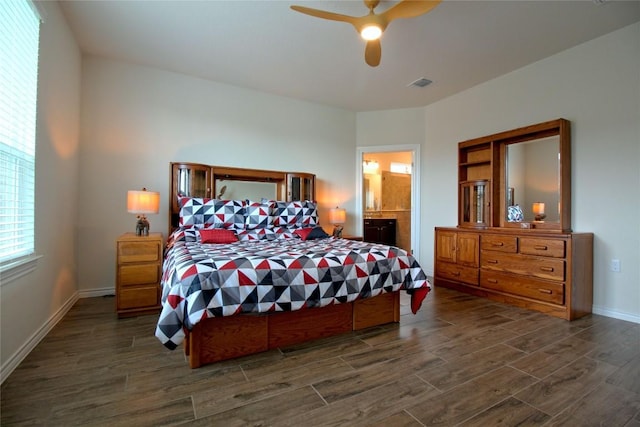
[499,119,571,232]
[505,135,560,223]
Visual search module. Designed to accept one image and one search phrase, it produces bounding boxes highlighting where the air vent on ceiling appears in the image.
[408,78,432,88]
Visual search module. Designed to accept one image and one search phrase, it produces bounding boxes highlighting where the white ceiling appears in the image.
[58,0,640,112]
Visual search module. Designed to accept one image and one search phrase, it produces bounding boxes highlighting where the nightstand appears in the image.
[116,232,163,318]
[342,235,363,241]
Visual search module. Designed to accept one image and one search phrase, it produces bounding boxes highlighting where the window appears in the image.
[0,0,40,276]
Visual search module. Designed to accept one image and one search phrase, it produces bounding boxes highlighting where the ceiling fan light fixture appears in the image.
[290,0,442,66]
[360,24,382,41]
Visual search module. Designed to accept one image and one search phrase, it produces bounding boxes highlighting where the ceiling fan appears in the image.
[290,0,441,67]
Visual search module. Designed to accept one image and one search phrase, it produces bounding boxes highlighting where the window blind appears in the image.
[0,0,40,265]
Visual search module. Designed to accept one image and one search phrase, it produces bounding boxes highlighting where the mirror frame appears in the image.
[497,118,571,232]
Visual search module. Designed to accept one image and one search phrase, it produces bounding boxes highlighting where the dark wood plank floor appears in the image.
[2,286,640,426]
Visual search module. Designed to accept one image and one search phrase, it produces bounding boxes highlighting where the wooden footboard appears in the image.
[186,291,400,368]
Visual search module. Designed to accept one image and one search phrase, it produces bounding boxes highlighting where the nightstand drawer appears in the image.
[118,241,161,263]
[116,232,163,317]
[118,285,159,309]
[119,264,159,286]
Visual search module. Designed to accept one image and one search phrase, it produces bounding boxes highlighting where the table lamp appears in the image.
[532,202,546,221]
[127,188,160,236]
[328,207,346,238]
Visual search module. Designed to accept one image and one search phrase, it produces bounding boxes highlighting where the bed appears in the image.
[155,163,430,368]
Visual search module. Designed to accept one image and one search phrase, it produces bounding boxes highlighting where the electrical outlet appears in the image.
[610,259,621,272]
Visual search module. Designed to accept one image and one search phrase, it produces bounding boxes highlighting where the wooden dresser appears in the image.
[435,228,593,320]
[434,119,593,320]
[116,232,163,317]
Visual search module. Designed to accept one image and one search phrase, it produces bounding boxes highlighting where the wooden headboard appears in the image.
[169,162,315,235]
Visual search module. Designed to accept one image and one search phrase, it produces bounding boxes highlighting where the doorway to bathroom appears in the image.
[356,145,420,259]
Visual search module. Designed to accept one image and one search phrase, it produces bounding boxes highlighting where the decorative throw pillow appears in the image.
[199,228,238,244]
[299,200,319,228]
[244,200,274,230]
[293,227,314,240]
[294,226,329,241]
[307,226,330,240]
[179,197,246,229]
[271,201,305,228]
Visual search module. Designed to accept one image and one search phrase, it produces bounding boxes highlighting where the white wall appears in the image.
[358,22,640,322]
[0,1,82,378]
[77,57,357,293]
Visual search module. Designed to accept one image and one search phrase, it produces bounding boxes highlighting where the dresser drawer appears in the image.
[119,264,159,286]
[118,285,159,309]
[481,235,517,253]
[481,251,565,282]
[436,261,479,285]
[480,271,564,305]
[519,238,565,258]
[118,241,161,263]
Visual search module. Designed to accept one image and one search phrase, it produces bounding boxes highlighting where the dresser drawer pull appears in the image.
[539,266,554,272]
[538,289,553,294]
[492,242,504,247]
[487,278,498,284]
[486,259,498,264]
[534,245,548,250]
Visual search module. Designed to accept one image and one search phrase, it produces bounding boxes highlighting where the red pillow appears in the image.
[199,228,238,244]
[293,227,314,241]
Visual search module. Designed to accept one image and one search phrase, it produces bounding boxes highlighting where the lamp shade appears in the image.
[328,207,346,225]
[532,202,545,216]
[127,189,160,214]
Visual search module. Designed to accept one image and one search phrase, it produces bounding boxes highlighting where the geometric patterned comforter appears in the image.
[155,233,430,350]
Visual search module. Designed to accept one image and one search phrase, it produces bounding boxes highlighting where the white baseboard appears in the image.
[0,291,79,385]
[78,286,115,298]
[592,305,640,324]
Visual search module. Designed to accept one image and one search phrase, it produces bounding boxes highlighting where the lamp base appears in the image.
[135,215,150,236]
[332,225,343,238]
[534,214,546,222]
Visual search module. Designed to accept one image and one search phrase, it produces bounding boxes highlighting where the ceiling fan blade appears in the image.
[382,0,442,22]
[290,5,358,26]
[365,39,381,67]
